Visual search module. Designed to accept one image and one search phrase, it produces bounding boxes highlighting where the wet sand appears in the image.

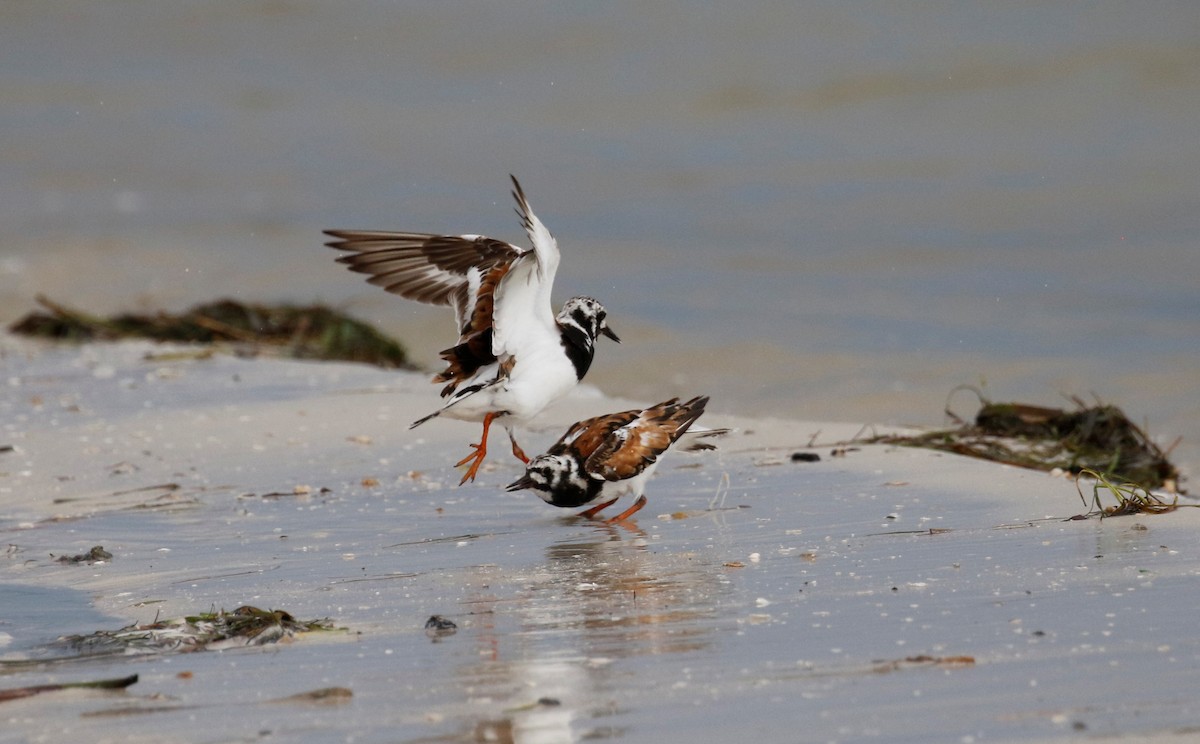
[3,337,1199,742]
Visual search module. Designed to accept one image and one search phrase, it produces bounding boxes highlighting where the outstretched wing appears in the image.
[583,396,709,481]
[324,230,524,334]
[490,176,561,360]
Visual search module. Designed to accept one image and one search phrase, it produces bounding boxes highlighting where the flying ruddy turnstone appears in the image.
[324,176,619,484]
[506,396,709,522]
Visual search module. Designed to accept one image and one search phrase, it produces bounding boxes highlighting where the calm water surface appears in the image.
[2,1,1197,472]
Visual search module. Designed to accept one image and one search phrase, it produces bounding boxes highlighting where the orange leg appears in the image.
[606,495,648,523]
[578,497,619,520]
[455,412,497,485]
[508,430,529,464]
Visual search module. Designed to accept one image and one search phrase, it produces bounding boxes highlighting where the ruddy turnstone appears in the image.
[506,396,709,522]
[325,176,619,484]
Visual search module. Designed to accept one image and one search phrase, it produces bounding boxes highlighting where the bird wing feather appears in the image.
[583,397,709,481]
[324,229,523,334]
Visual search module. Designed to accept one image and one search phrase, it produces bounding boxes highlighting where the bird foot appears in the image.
[454,412,498,485]
[509,434,530,464]
[455,442,488,485]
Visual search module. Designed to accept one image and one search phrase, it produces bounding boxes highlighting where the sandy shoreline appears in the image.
[3,337,1199,743]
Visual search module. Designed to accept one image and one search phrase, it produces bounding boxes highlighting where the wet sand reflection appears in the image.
[426,522,733,742]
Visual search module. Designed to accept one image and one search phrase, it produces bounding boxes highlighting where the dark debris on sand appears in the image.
[9,295,412,369]
[424,615,458,640]
[58,605,339,656]
[54,545,113,565]
[863,388,1183,493]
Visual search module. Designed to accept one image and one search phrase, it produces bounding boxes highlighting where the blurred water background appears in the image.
[2,1,1197,475]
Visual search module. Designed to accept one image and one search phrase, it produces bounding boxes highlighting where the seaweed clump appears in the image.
[866,387,1183,493]
[59,606,338,656]
[54,545,113,565]
[1073,468,1189,519]
[9,295,410,368]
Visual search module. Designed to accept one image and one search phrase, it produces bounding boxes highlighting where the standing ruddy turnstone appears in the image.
[324,176,619,484]
[506,396,709,522]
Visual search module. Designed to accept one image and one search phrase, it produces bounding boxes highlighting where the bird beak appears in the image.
[601,326,621,343]
[506,474,534,492]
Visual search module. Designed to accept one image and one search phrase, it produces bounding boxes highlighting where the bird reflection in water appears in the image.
[528,527,721,657]
[419,524,731,743]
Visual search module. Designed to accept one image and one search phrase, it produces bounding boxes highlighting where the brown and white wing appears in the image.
[583,396,709,481]
[324,230,524,333]
[549,409,642,463]
[432,261,515,395]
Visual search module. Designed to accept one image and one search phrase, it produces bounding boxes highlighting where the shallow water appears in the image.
[0,585,125,658]
[2,2,1198,475]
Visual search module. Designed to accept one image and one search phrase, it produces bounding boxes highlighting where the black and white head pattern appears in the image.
[556,296,619,380]
[519,453,591,506]
[558,297,617,344]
